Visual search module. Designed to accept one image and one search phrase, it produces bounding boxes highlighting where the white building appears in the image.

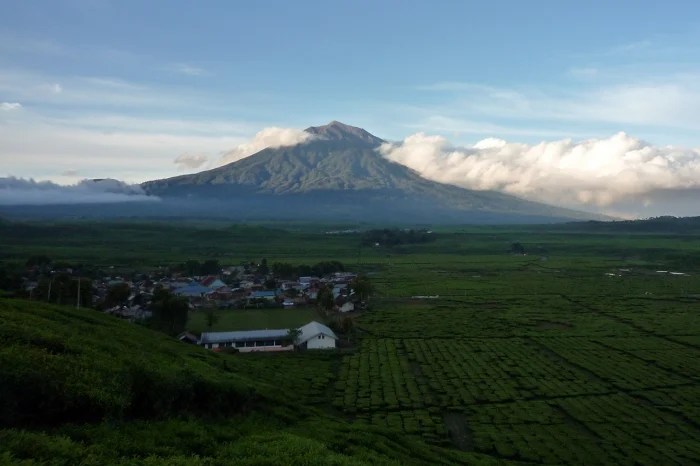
[199,329,293,352]
[296,321,337,350]
[339,301,355,313]
[198,320,337,352]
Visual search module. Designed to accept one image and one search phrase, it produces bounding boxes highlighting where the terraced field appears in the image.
[2,220,700,464]
[335,256,700,465]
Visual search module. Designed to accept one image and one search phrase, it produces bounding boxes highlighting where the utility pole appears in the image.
[76,278,81,309]
[47,276,53,302]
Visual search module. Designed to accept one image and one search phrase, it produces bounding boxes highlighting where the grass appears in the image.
[2,218,700,465]
[187,306,324,333]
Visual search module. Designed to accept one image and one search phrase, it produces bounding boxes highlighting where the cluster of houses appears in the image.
[92,267,361,320]
[20,262,348,354]
[167,270,360,312]
[193,320,338,352]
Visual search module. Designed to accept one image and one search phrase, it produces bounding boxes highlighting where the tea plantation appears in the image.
[1,219,699,464]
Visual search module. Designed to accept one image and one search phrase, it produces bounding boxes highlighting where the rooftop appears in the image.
[200,328,289,344]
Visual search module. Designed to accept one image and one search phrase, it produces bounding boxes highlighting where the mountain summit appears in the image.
[142,121,601,223]
[305,121,385,147]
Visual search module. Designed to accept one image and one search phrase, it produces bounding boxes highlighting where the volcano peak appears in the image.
[304,120,384,146]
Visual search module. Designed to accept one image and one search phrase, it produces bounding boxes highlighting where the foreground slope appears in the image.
[143,121,600,224]
[0,299,504,465]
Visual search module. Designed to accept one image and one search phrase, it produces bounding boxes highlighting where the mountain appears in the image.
[142,121,602,223]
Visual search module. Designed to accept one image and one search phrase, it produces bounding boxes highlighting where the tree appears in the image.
[264,278,277,290]
[258,258,269,276]
[272,262,296,279]
[25,255,51,268]
[286,327,301,346]
[0,265,22,293]
[73,278,92,309]
[151,288,189,336]
[105,282,130,307]
[510,242,526,255]
[183,260,201,276]
[316,285,335,312]
[204,308,219,331]
[201,259,221,275]
[351,274,373,302]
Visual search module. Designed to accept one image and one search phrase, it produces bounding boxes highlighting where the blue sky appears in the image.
[2,0,700,216]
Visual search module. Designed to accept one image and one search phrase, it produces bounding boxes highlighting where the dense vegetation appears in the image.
[360,228,435,247]
[1,218,700,464]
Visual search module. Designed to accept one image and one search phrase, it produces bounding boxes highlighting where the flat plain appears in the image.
[1,219,699,465]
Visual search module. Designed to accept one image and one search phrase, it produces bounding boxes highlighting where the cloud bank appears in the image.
[1,102,22,110]
[0,177,159,205]
[218,127,313,166]
[174,153,209,170]
[380,132,700,208]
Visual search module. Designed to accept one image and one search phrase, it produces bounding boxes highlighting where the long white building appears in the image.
[199,320,338,352]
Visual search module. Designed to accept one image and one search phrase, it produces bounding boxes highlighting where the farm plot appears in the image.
[592,336,700,378]
[335,334,700,464]
[359,295,639,339]
[536,337,693,390]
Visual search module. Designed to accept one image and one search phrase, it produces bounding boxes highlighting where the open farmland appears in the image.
[1,219,700,464]
[334,237,700,465]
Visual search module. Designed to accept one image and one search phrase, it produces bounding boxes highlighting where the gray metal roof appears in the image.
[297,321,337,344]
[200,328,289,344]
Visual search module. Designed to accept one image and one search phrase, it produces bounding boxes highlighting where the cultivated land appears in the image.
[187,307,322,334]
[1,219,699,465]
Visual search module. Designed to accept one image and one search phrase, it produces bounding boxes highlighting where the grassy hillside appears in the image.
[0,299,264,427]
[3,220,700,464]
[0,299,501,465]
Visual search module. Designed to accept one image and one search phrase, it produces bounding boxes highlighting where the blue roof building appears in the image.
[250,290,277,300]
[173,284,211,297]
[199,328,292,352]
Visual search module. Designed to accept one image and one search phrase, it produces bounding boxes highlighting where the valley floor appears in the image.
[1,220,700,464]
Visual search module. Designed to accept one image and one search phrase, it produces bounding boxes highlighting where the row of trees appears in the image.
[315,274,373,312]
[271,261,345,280]
[360,229,435,247]
[32,274,93,307]
[175,259,222,277]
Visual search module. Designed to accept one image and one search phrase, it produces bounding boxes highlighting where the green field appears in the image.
[1,219,700,465]
[187,307,323,333]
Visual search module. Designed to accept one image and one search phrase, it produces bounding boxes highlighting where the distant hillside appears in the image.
[549,216,700,234]
[142,121,603,224]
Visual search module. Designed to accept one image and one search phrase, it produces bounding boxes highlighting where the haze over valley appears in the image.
[3,1,700,220]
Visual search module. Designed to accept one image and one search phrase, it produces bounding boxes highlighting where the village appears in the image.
[16,257,370,352]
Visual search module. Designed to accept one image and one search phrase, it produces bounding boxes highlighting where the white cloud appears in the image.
[1,102,21,110]
[415,71,700,140]
[0,115,248,183]
[174,153,209,170]
[218,127,314,165]
[173,63,208,76]
[0,177,159,205]
[0,69,211,110]
[607,40,653,56]
[380,132,700,209]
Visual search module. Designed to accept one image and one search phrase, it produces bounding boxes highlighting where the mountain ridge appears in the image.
[142,121,604,223]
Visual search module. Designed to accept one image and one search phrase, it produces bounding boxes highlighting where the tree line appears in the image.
[360,229,435,247]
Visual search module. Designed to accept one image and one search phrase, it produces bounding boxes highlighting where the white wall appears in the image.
[237,344,293,353]
[306,334,336,349]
